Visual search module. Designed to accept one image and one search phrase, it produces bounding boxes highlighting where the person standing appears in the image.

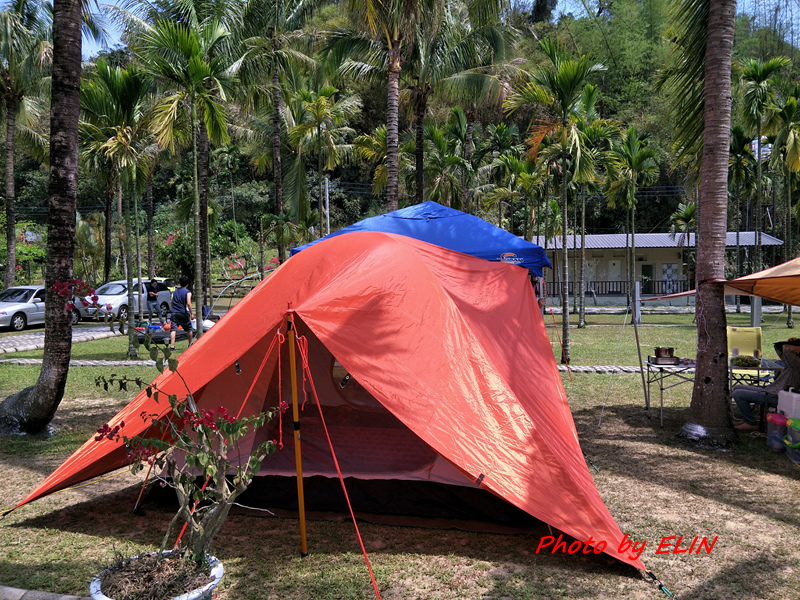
[169,275,194,351]
[146,279,164,325]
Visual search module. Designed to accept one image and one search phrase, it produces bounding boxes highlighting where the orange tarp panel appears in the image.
[13,232,644,570]
[725,257,800,306]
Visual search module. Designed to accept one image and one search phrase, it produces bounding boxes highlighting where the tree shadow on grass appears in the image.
[572,402,800,529]
[8,481,652,598]
[682,552,788,600]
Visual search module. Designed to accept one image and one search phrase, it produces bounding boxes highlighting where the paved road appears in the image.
[0,325,158,367]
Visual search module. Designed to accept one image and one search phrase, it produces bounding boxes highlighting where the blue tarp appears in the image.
[290,201,552,276]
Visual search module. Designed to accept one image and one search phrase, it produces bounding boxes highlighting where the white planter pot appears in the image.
[89,552,224,600]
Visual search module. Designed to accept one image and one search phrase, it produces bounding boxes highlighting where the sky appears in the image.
[82,2,123,60]
[82,0,800,61]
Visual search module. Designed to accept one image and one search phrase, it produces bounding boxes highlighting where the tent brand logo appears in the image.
[500,252,523,264]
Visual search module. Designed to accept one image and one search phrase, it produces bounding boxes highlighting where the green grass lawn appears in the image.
[0,310,799,599]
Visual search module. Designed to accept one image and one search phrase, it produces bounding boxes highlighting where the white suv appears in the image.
[80,279,172,321]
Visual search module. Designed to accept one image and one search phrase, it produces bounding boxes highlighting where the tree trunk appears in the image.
[560,149,570,363]
[198,123,210,305]
[572,195,578,313]
[272,47,285,262]
[631,203,636,321]
[685,0,736,444]
[147,170,155,279]
[0,0,81,434]
[625,211,631,306]
[735,183,741,312]
[318,125,324,233]
[117,176,127,280]
[230,157,238,247]
[123,184,138,358]
[5,99,17,288]
[579,186,586,327]
[386,46,401,212]
[104,183,112,283]
[786,171,794,328]
[192,101,203,341]
[134,184,144,322]
[461,105,475,212]
[755,123,763,272]
[415,99,425,205]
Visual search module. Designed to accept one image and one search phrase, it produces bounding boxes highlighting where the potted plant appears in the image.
[90,336,277,600]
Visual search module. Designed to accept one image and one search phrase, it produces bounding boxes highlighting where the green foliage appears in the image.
[94,338,277,561]
[155,229,195,283]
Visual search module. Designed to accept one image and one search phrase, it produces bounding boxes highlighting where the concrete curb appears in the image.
[0,585,89,600]
[0,330,122,356]
[0,358,155,367]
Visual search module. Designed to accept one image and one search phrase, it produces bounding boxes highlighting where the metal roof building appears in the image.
[529,231,783,250]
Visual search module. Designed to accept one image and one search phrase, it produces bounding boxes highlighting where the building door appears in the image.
[641,264,654,294]
[608,260,621,293]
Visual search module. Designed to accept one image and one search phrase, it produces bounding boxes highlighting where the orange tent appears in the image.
[724,257,800,306]
[12,232,644,570]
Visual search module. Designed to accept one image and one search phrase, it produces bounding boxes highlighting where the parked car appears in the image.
[80,279,172,322]
[0,286,48,331]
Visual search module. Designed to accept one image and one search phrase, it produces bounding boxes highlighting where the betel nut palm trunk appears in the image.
[5,96,17,287]
[0,0,81,433]
[386,45,401,212]
[272,50,285,262]
[686,0,736,442]
[192,100,203,340]
[561,140,570,363]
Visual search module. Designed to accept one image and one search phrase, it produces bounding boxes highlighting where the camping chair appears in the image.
[727,326,769,387]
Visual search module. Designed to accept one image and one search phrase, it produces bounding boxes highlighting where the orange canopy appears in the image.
[724,257,800,306]
[13,232,644,570]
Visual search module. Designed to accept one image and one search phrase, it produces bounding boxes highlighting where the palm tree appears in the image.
[728,124,755,311]
[330,0,504,212]
[80,59,153,356]
[237,0,318,261]
[769,93,800,327]
[422,123,473,207]
[477,152,545,231]
[139,18,233,341]
[213,143,240,248]
[288,85,361,234]
[0,0,82,434]
[606,126,658,308]
[668,201,697,290]
[659,0,737,442]
[329,0,433,211]
[0,0,51,288]
[354,124,389,195]
[574,85,617,326]
[739,56,789,272]
[400,8,510,204]
[504,38,604,364]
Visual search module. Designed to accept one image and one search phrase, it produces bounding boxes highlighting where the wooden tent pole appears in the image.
[288,312,309,557]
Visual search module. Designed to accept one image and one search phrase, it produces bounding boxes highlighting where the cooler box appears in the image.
[766,413,788,452]
[785,419,800,465]
[778,388,800,419]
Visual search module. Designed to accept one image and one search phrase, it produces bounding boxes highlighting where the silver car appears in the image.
[0,286,48,331]
[81,279,172,322]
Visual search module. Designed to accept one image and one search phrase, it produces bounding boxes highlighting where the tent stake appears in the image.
[288,313,309,557]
